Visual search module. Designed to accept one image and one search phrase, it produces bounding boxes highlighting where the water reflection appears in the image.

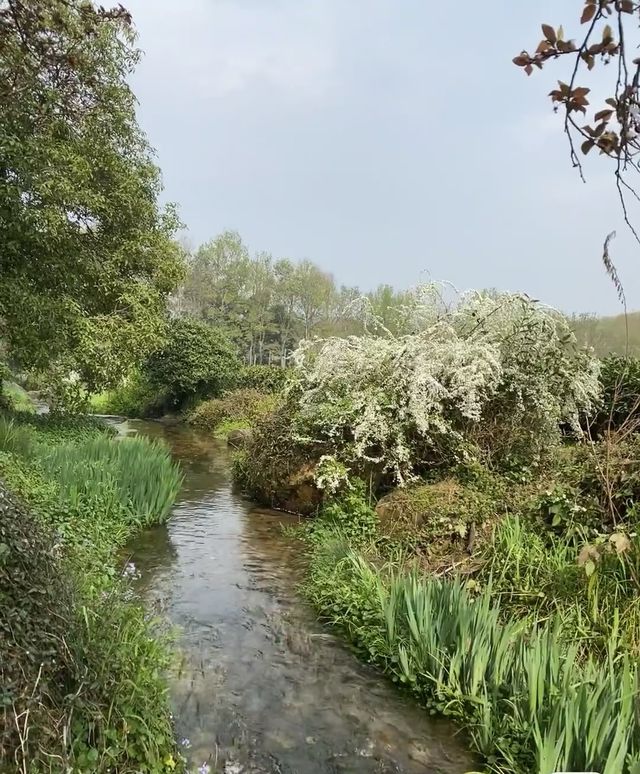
[126,421,473,774]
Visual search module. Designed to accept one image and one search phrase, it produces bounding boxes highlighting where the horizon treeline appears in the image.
[172,230,639,363]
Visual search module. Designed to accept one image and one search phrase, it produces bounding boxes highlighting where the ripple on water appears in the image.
[125,421,475,774]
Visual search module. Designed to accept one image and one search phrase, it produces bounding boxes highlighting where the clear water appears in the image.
[123,420,474,774]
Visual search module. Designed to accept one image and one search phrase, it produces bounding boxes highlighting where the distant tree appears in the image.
[514,1,640,301]
[0,0,184,390]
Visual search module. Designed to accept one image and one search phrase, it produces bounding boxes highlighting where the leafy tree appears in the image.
[144,318,240,409]
[0,1,183,390]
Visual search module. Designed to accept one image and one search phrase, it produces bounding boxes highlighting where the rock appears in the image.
[227,428,253,449]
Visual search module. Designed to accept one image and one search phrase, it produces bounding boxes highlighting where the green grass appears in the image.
[0,412,184,772]
[1,380,36,413]
[306,532,640,774]
[483,514,640,657]
[40,435,182,527]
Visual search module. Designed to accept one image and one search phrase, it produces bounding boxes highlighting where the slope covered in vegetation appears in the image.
[0,412,183,772]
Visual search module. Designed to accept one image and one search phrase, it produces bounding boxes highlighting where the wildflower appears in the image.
[180,737,191,749]
[123,561,140,579]
[198,764,210,774]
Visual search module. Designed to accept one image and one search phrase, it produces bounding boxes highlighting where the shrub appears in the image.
[232,403,322,513]
[375,477,500,553]
[0,416,182,772]
[0,381,35,414]
[289,289,599,484]
[144,318,240,410]
[88,369,162,418]
[237,364,289,393]
[0,482,77,769]
[588,354,640,435]
[188,388,276,432]
[532,436,640,534]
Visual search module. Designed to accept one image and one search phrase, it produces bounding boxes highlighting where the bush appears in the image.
[483,514,640,656]
[0,482,77,769]
[144,318,240,410]
[237,364,289,393]
[288,289,599,485]
[375,476,500,553]
[588,354,640,435]
[232,402,323,513]
[88,369,162,418]
[531,436,640,535]
[0,381,35,414]
[188,388,276,432]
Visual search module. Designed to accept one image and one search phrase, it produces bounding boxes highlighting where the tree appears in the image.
[144,318,240,409]
[514,1,640,301]
[0,1,183,390]
[181,231,251,326]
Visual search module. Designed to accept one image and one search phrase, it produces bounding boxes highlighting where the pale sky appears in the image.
[125,0,640,315]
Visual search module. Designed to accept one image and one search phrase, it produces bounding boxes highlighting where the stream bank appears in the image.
[126,419,473,774]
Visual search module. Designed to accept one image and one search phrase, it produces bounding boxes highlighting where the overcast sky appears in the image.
[125,0,640,315]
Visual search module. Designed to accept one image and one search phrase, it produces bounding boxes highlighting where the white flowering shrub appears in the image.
[289,287,600,483]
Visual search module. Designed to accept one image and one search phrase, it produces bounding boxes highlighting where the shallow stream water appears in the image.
[123,420,474,774]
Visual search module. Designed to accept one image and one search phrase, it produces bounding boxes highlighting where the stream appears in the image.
[122,419,474,774]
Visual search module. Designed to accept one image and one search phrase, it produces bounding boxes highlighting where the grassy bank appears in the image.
[0,412,183,773]
[303,499,640,774]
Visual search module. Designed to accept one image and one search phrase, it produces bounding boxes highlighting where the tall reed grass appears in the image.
[39,435,182,526]
[308,538,640,774]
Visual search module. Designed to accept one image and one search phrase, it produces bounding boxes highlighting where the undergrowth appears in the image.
[301,482,640,774]
[306,523,640,773]
[0,412,183,773]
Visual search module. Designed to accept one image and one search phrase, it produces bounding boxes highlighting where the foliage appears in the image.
[0,0,184,390]
[188,388,276,432]
[171,230,439,366]
[0,413,182,772]
[39,435,182,528]
[289,289,599,484]
[144,317,240,410]
[0,481,77,770]
[530,436,640,534]
[306,537,640,774]
[231,402,320,512]
[237,364,289,393]
[0,381,35,414]
[571,311,640,357]
[483,511,640,657]
[375,476,500,554]
[88,369,163,418]
[588,354,640,434]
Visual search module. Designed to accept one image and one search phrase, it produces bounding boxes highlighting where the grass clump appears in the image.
[306,528,640,774]
[0,413,183,772]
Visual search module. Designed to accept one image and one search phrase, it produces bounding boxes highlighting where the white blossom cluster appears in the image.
[290,287,600,483]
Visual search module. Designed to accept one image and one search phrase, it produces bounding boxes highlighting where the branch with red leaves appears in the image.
[514,0,640,298]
